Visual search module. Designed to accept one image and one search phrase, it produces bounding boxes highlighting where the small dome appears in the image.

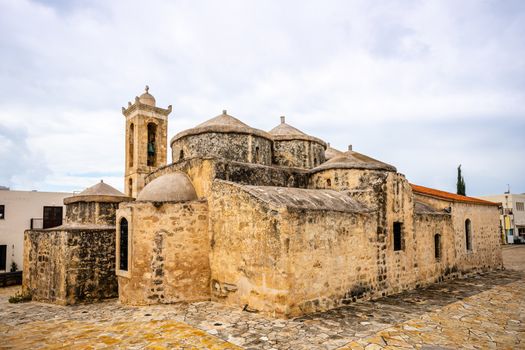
[269,116,326,146]
[171,110,271,143]
[138,85,156,106]
[324,144,344,161]
[78,180,126,197]
[137,172,197,202]
[312,149,396,173]
[64,180,128,204]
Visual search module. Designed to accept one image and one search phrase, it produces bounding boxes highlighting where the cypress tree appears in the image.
[457,165,466,196]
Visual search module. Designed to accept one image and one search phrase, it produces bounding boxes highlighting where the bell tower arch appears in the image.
[122,86,172,198]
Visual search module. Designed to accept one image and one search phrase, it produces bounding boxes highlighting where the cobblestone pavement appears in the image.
[0,246,523,349]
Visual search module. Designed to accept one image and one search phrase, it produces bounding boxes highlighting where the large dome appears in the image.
[171,110,271,142]
[137,172,197,202]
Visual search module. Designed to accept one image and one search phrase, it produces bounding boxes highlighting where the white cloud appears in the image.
[0,0,524,194]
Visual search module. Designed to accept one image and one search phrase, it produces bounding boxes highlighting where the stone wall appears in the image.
[117,200,210,305]
[145,157,310,199]
[413,194,503,273]
[171,133,273,166]
[23,228,117,305]
[282,208,377,316]
[209,179,446,318]
[272,139,325,169]
[65,201,121,226]
[413,211,457,285]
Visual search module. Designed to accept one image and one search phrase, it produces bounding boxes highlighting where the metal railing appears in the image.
[30,218,43,229]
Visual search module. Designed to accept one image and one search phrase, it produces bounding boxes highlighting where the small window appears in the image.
[0,205,4,219]
[254,146,260,163]
[465,219,472,251]
[326,179,331,187]
[128,178,133,198]
[179,149,184,161]
[43,206,63,229]
[434,233,441,260]
[314,157,318,166]
[516,202,524,211]
[393,222,403,251]
[119,218,129,271]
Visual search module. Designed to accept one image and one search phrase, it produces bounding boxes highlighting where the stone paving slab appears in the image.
[339,278,525,349]
[1,246,524,349]
[0,270,523,349]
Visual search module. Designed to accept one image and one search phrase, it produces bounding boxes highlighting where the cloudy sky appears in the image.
[0,0,523,196]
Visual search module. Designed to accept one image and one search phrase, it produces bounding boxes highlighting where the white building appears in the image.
[477,193,525,244]
[0,188,71,272]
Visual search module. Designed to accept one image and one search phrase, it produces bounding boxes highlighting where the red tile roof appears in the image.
[410,184,499,206]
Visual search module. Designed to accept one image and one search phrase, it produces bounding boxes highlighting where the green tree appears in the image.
[457,164,466,196]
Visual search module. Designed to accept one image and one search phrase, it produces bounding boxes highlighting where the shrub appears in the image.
[8,290,32,303]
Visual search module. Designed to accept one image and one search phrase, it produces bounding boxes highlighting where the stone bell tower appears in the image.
[122,86,171,198]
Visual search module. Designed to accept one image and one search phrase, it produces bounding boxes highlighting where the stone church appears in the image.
[23,87,502,318]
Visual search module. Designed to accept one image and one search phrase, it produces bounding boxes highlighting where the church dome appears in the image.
[171,110,271,142]
[324,143,344,160]
[312,147,396,173]
[137,172,197,202]
[138,85,156,106]
[64,180,129,204]
[269,116,326,146]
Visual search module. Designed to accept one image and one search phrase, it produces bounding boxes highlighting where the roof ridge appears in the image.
[410,184,499,206]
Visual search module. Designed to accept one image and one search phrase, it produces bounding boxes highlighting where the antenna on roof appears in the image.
[505,184,510,194]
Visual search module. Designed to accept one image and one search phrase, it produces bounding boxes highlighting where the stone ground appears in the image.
[1,246,524,349]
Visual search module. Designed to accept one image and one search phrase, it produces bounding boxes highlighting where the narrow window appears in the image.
[0,205,4,219]
[465,219,472,251]
[0,245,6,271]
[326,179,331,187]
[147,123,157,166]
[179,149,184,161]
[128,178,133,197]
[393,222,403,251]
[129,123,134,167]
[43,206,63,229]
[254,146,260,163]
[314,157,318,166]
[119,218,129,271]
[434,233,441,260]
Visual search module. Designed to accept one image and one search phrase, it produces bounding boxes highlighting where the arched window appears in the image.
[314,157,318,166]
[465,219,472,251]
[128,178,133,197]
[434,233,441,260]
[179,149,184,161]
[119,218,129,271]
[147,123,157,166]
[129,123,134,167]
[326,178,331,187]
